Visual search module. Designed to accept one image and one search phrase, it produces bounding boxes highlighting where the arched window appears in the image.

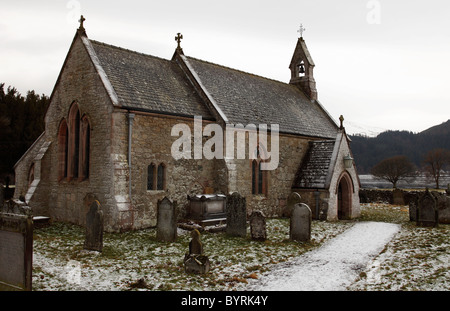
[58,119,68,181]
[147,163,166,191]
[68,103,80,179]
[251,146,267,195]
[147,163,155,190]
[60,102,90,182]
[157,163,165,190]
[79,116,90,179]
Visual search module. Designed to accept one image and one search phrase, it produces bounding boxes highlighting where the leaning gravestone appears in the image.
[416,189,438,227]
[290,203,312,242]
[226,192,247,237]
[0,200,33,291]
[250,211,266,241]
[84,197,104,252]
[284,192,302,218]
[184,229,210,274]
[156,197,177,242]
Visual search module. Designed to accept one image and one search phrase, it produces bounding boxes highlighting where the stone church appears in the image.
[14,18,360,232]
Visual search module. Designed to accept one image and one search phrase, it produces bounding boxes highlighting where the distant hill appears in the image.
[349,120,450,174]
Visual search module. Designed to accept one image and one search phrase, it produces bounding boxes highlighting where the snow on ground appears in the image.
[30,203,449,291]
[245,222,400,291]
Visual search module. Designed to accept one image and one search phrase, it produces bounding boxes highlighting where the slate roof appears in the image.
[88,38,338,138]
[186,57,338,138]
[89,40,214,119]
[292,140,336,189]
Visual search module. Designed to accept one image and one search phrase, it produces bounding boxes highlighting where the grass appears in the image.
[31,203,449,291]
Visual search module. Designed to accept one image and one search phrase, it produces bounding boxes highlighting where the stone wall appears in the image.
[129,115,314,225]
[14,34,125,232]
[129,113,225,229]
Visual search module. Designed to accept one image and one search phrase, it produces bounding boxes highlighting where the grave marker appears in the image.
[290,203,311,242]
[284,192,302,218]
[184,229,210,274]
[0,200,33,291]
[226,192,247,237]
[250,211,267,241]
[83,197,104,252]
[156,197,177,242]
[416,189,438,227]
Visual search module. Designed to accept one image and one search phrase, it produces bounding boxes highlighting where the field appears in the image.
[31,203,449,291]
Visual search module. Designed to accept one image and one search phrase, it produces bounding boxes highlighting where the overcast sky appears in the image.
[1,0,449,135]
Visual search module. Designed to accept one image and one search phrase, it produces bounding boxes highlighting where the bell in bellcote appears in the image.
[299,64,305,74]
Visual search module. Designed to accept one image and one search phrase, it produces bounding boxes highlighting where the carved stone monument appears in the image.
[290,203,312,242]
[250,211,267,241]
[184,229,210,274]
[156,197,177,242]
[0,200,33,291]
[416,189,438,227]
[284,192,302,218]
[83,195,104,252]
[226,192,247,237]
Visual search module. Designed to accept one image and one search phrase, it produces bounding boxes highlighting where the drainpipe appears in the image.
[314,190,320,220]
[128,112,135,226]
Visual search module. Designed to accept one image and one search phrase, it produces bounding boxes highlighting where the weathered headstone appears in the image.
[184,229,210,274]
[189,229,203,255]
[284,192,302,218]
[226,192,247,237]
[0,200,33,291]
[290,203,312,242]
[83,197,104,252]
[409,200,417,222]
[416,189,438,227]
[156,197,177,242]
[250,211,266,241]
[392,188,405,205]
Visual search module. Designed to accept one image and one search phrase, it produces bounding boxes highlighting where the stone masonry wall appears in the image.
[129,113,227,229]
[15,34,123,232]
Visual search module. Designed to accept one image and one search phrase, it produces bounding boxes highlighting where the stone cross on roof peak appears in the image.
[297,24,306,38]
[175,33,183,49]
[79,15,86,30]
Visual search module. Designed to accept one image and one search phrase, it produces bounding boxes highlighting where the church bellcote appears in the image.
[289,25,317,100]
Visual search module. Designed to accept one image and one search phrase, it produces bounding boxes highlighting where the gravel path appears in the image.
[247,221,401,291]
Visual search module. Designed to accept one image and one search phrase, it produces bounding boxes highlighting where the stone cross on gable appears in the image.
[175,33,183,49]
[297,24,306,38]
[79,15,86,30]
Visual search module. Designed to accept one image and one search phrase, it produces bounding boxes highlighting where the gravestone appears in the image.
[226,192,247,237]
[416,189,438,227]
[0,200,33,291]
[188,229,203,255]
[156,197,177,242]
[250,211,266,241]
[184,229,210,274]
[409,200,417,222]
[83,197,104,252]
[284,192,302,218]
[290,203,312,242]
[392,188,405,205]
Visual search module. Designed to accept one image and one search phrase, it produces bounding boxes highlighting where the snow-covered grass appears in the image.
[349,204,449,291]
[31,203,449,291]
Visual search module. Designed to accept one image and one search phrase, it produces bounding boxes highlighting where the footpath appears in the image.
[246,221,400,291]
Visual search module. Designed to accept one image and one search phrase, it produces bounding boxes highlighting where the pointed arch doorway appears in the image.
[337,172,353,220]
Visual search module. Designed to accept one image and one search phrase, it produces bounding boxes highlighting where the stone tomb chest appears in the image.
[187,194,226,225]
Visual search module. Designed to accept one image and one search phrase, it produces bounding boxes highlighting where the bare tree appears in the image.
[371,155,416,189]
[422,148,450,189]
